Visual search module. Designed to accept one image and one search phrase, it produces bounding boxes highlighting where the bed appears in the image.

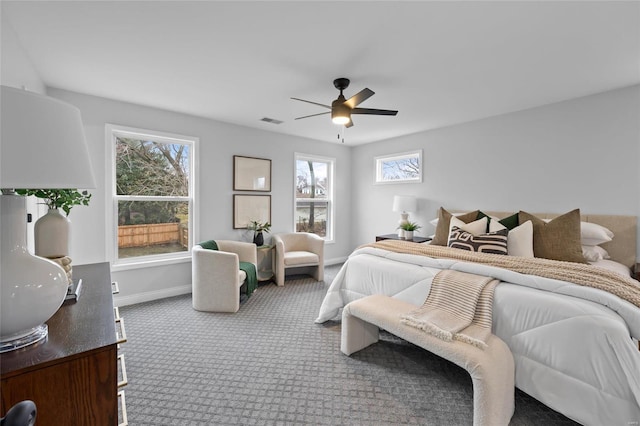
[316,210,640,426]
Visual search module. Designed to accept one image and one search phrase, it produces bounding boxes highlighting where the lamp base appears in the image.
[1,192,68,353]
[0,324,48,353]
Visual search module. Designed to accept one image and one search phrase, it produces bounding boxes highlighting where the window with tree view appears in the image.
[295,154,334,241]
[375,150,422,184]
[110,126,196,261]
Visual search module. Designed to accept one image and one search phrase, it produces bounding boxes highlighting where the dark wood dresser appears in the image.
[1,262,119,425]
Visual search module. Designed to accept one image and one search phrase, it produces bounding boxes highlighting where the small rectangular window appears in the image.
[374,150,422,184]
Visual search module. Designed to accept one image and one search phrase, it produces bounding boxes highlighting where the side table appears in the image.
[376,233,432,244]
[256,245,274,282]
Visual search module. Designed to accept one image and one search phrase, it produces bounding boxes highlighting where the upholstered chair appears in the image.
[272,232,324,286]
[192,240,257,313]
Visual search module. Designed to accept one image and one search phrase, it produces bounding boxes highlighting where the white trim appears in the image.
[111,253,191,272]
[294,152,336,243]
[113,284,192,307]
[374,149,423,184]
[105,123,199,267]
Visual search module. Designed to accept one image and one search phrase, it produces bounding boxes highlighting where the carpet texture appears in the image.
[119,265,579,425]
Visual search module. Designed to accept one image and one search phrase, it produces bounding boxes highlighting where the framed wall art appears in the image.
[233,194,271,229]
[233,155,271,191]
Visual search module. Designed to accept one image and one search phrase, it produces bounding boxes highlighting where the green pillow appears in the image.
[498,213,519,230]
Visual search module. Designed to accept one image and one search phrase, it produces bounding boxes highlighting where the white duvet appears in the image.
[316,247,640,426]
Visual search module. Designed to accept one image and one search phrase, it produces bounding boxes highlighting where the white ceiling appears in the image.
[3,1,639,146]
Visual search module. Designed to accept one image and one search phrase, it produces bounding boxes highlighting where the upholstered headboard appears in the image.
[481,211,637,269]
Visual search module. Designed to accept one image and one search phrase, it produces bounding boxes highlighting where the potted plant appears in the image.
[16,189,91,264]
[247,220,271,246]
[399,221,421,240]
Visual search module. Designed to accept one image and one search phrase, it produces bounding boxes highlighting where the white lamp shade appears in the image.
[1,85,96,189]
[392,195,417,213]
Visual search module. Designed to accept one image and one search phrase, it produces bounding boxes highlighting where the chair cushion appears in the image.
[238,270,247,287]
[284,251,319,266]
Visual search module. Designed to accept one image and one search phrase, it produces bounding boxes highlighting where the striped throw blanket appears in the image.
[401,270,499,349]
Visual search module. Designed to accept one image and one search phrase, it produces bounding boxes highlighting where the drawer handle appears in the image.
[117,390,128,426]
[112,281,120,294]
[115,317,127,344]
[114,306,121,321]
[117,354,128,388]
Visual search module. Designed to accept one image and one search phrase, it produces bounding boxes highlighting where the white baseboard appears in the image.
[114,284,191,307]
[114,260,345,307]
[325,256,347,266]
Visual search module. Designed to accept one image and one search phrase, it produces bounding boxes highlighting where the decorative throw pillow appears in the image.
[431,207,480,246]
[448,216,488,244]
[518,209,586,263]
[580,222,614,246]
[490,219,534,257]
[448,226,508,255]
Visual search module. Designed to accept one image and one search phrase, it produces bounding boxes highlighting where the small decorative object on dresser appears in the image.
[247,220,271,246]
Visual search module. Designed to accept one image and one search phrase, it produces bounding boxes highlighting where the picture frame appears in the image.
[233,194,271,229]
[374,150,423,184]
[233,155,272,191]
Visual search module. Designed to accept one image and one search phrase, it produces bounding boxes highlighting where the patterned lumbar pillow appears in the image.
[448,227,509,255]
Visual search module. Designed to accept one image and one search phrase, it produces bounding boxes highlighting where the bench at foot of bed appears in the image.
[341,294,515,426]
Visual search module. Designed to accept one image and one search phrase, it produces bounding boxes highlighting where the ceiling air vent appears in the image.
[260,117,283,125]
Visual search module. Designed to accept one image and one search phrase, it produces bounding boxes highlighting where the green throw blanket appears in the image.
[199,240,258,297]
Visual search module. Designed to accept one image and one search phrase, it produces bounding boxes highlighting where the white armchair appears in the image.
[272,232,324,286]
[192,240,257,313]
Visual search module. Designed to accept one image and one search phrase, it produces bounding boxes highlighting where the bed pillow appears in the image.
[448,216,488,238]
[581,222,614,246]
[448,226,508,255]
[490,219,534,257]
[582,245,611,262]
[518,209,587,263]
[431,208,480,246]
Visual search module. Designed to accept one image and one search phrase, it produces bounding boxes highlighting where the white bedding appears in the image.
[316,247,640,426]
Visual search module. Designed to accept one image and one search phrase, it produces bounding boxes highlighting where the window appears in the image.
[295,153,334,241]
[374,150,422,184]
[107,124,198,265]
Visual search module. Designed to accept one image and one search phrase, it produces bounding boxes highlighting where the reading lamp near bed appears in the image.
[392,195,417,238]
[0,86,95,352]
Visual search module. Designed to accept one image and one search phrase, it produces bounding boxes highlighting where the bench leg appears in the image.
[341,307,379,356]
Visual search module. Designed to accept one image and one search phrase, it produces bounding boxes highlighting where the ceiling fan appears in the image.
[291,78,398,128]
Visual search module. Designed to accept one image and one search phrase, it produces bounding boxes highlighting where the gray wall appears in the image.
[47,89,352,305]
[351,85,640,252]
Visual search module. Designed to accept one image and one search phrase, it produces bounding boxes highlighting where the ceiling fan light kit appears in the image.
[293,78,398,129]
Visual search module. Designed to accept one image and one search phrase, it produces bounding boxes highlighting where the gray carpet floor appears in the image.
[118,264,579,425]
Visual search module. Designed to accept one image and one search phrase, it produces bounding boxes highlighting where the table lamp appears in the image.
[0,86,96,352]
[392,195,417,238]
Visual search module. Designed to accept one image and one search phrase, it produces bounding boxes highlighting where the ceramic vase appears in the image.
[35,208,70,258]
[254,231,264,247]
[404,230,414,240]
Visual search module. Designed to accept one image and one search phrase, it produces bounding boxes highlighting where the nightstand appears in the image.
[376,234,431,244]
[256,245,274,282]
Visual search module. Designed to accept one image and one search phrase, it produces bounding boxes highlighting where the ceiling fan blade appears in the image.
[351,107,398,116]
[295,111,330,120]
[290,97,331,109]
[344,88,374,108]
[345,117,354,128]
